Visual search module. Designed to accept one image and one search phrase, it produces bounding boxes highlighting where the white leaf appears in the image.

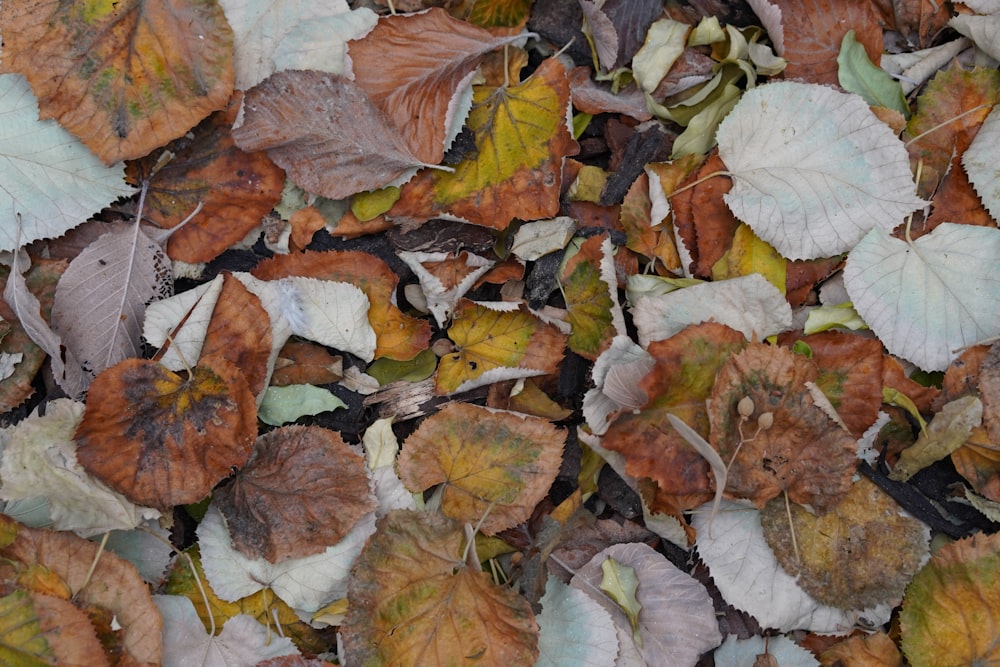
[632,273,792,347]
[155,595,299,667]
[398,251,494,327]
[694,499,892,634]
[0,74,135,252]
[963,104,1000,222]
[844,223,1000,371]
[0,352,22,381]
[103,521,174,585]
[0,399,160,537]
[571,542,721,666]
[198,504,375,613]
[272,9,379,75]
[511,217,576,261]
[584,336,655,435]
[51,223,172,385]
[717,81,925,260]
[713,634,819,667]
[632,19,690,93]
[142,276,223,371]
[949,14,1000,61]
[535,576,619,667]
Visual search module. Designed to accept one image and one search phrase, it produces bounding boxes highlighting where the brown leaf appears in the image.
[75,356,257,510]
[31,592,111,667]
[213,426,376,563]
[671,153,739,277]
[0,0,233,164]
[270,340,343,387]
[232,70,430,200]
[348,8,527,164]
[126,98,285,264]
[883,355,940,413]
[708,344,857,512]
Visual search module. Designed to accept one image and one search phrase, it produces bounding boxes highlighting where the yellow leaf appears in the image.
[711,223,787,293]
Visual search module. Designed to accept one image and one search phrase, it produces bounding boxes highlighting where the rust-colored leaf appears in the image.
[670,153,739,277]
[213,426,376,563]
[199,273,272,396]
[126,98,285,264]
[75,356,257,510]
[270,340,343,387]
[0,0,233,164]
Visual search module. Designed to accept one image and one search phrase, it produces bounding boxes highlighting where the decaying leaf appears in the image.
[340,510,539,667]
[398,403,564,534]
[535,576,619,667]
[891,395,984,481]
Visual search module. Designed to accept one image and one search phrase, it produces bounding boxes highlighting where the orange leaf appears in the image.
[75,356,257,509]
[341,510,538,666]
[270,341,342,387]
[0,0,233,164]
[213,426,376,563]
[125,98,285,264]
[199,273,273,396]
[398,403,564,534]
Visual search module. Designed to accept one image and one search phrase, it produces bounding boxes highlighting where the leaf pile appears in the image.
[1,0,1000,665]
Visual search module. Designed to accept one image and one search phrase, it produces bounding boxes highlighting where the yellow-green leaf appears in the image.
[711,223,787,294]
[561,235,624,360]
[0,590,52,667]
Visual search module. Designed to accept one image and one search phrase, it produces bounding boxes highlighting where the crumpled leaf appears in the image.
[900,530,1000,667]
[398,403,564,534]
[232,70,434,200]
[198,504,375,613]
[0,399,160,538]
[213,425,376,563]
[632,19,690,93]
[50,222,173,387]
[340,510,539,667]
[0,74,136,251]
[436,300,567,395]
[155,595,299,667]
[844,223,1000,371]
[962,104,1000,222]
[397,251,495,327]
[75,356,257,510]
[717,81,925,260]
[891,395,983,481]
[560,235,626,360]
[534,576,619,667]
[583,335,655,436]
[348,8,528,165]
[570,542,721,666]
[0,0,234,164]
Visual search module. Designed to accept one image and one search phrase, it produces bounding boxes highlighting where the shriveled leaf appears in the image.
[348,8,527,165]
[891,396,983,481]
[125,101,285,264]
[214,426,376,563]
[0,0,234,164]
[717,81,924,260]
[198,505,375,613]
[0,590,53,666]
[398,251,495,327]
[50,222,172,386]
[388,57,578,230]
[583,336,655,436]
[570,542,721,666]
[761,476,930,610]
[0,399,160,537]
[819,632,901,667]
[560,235,626,360]
[632,19,690,93]
[75,356,257,510]
[232,70,431,200]
[535,576,619,667]
[436,300,567,395]
[0,74,135,251]
[900,530,1000,667]
[155,595,299,667]
[340,510,539,667]
[398,403,563,534]
[844,223,1000,371]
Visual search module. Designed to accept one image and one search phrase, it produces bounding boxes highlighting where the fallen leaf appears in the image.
[837,29,910,117]
[717,81,925,260]
[962,104,1000,222]
[714,634,819,667]
[270,340,343,387]
[397,250,495,327]
[819,631,902,667]
[0,0,234,163]
[0,590,55,665]
[213,425,376,563]
[398,403,564,534]
[891,396,983,481]
[561,235,626,360]
[0,74,136,251]
[535,576,619,667]
[257,385,346,426]
[75,356,257,510]
[340,509,539,666]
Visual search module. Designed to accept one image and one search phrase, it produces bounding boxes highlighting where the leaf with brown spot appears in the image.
[125,98,285,264]
[198,273,272,396]
[0,0,233,164]
[708,343,857,512]
[75,356,257,510]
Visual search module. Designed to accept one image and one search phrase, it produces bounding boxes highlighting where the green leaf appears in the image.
[837,30,909,117]
[258,385,347,426]
[600,558,643,640]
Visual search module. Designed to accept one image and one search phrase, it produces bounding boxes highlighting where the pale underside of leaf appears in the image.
[535,576,620,667]
[717,81,925,260]
[962,103,1000,222]
[844,223,1000,371]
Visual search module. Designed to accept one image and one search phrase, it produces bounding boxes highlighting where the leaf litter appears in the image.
[1,1,1000,665]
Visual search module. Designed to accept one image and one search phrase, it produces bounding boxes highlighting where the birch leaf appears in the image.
[717,81,925,260]
[844,223,1000,371]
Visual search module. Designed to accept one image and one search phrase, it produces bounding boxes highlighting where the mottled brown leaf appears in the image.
[198,273,272,396]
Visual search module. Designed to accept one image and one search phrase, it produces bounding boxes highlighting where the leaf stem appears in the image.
[665,169,731,199]
[903,103,993,148]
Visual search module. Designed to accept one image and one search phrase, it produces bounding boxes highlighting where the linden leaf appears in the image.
[257,385,346,426]
[435,300,567,395]
[717,81,925,260]
[387,57,579,230]
[900,530,1000,666]
[75,356,257,510]
[0,74,136,251]
[398,250,495,327]
[397,403,564,534]
[0,0,234,164]
[0,590,54,666]
[535,576,619,667]
[340,510,539,667]
[844,223,1000,371]
[348,8,529,165]
[232,70,432,200]
[213,426,376,563]
[963,104,1000,222]
[761,476,930,610]
[560,235,626,360]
